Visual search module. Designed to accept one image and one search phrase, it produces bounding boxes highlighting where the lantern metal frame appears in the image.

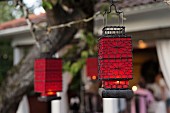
[98,2,133,99]
[98,26,133,81]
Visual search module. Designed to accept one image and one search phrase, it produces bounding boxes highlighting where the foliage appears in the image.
[0,1,23,24]
[0,40,13,84]
[63,31,97,90]
[42,0,62,9]
[0,0,96,112]
[63,31,97,76]
[80,32,98,57]
[42,0,53,10]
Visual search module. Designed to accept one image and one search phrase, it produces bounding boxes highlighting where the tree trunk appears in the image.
[0,1,95,113]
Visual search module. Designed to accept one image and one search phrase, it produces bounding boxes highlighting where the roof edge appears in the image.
[0,26,30,38]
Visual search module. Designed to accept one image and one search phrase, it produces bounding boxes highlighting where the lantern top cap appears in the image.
[105,1,122,15]
[102,26,125,36]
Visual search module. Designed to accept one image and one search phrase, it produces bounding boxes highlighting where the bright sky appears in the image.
[23,0,36,7]
[23,0,45,15]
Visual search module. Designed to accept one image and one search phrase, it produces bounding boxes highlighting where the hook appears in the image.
[107,3,122,15]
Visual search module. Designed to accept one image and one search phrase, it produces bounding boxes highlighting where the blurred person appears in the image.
[155,72,170,113]
[147,72,168,113]
[131,77,155,113]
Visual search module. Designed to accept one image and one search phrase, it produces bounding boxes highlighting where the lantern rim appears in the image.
[99,88,134,99]
[98,36,132,41]
[38,96,61,102]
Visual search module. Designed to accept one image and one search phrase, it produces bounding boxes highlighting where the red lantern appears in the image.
[98,26,133,98]
[34,58,62,96]
[86,57,98,80]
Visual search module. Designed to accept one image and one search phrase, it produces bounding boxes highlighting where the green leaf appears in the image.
[63,61,71,72]
[70,62,80,76]
[42,1,53,10]
[0,2,18,24]
[86,32,97,47]
[89,49,94,56]
[81,51,88,58]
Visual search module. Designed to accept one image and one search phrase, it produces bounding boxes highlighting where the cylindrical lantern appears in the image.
[86,57,98,80]
[34,58,62,97]
[98,26,133,98]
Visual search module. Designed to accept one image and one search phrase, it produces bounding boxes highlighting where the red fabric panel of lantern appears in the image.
[86,58,98,80]
[102,80,129,89]
[34,58,62,96]
[98,37,133,80]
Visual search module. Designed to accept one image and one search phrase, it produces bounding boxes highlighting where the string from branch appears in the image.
[15,0,102,48]
[47,11,101,33]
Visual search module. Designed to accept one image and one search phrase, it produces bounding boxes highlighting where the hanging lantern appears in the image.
[98,3,134,98]
[98,26,133,98]
[86,57,98,80]
[34,58,62,97]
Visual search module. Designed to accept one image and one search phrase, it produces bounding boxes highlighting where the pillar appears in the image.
[13,47,24,65]
[103,98,118,113]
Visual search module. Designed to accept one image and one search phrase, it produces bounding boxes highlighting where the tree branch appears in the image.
[0,1,90,113]
[47,11,100,31]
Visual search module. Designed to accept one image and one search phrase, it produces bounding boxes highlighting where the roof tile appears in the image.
[0,13,46,30]
[118,0,162,8]
[0,0,163,30]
